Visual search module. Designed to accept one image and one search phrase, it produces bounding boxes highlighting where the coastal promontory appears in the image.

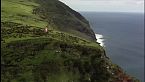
[1,0,140,82]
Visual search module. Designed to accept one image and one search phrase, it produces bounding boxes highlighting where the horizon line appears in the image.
[78,11,144,13]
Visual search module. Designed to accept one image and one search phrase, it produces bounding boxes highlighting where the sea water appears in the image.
[80,12,144,82]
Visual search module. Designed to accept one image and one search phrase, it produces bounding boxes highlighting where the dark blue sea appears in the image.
[80,12,144,82]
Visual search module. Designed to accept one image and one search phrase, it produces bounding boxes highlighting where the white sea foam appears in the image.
[95,34,105,47]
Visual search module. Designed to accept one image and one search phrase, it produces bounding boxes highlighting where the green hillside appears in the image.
[1,0,96,41]
[1,0,47,27]
[1,0,140,82]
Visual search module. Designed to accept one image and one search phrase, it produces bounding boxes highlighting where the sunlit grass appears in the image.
[1,0,47,27]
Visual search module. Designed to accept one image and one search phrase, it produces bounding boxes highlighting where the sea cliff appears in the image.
[1,0,140,82]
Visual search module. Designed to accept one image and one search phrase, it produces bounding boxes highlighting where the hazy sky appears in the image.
[59,0,144,12]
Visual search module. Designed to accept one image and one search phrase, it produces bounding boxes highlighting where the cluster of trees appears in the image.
[2,37,112,82]
[1,22,51,39]
[56,42,111,82]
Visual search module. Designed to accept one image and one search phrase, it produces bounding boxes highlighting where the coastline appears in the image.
[95,33,105,47]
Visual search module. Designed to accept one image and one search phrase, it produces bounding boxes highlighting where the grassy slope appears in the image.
[1,0,140,82]
[1,0,47,27]
[33,0,96,41]
[2,0,96,41]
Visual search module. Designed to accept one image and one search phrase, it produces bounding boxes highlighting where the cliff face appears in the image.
[1,0,139,82]
[33,0,96,41]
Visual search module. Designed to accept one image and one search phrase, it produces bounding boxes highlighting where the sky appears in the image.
[59,0,144,12]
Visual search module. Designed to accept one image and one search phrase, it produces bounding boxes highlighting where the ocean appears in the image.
[80,12,144,82]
